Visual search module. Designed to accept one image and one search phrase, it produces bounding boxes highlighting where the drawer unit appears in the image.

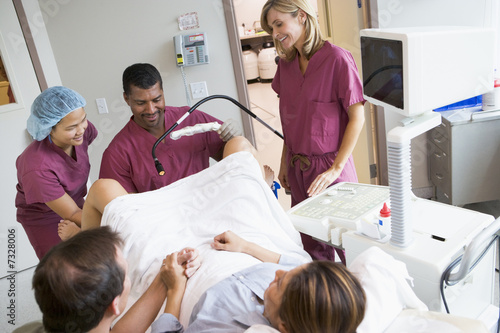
[428,111,500,206]
[429,123,450,156]
[428,118,452,204]
[429,151,451,199]
[429,148,450,174]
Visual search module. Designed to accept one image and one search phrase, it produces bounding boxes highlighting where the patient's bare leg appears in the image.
[81,179,128,230]
[222,136,258,159]
[223,136,275,187]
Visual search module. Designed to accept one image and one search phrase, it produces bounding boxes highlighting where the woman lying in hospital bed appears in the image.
[82,136,489,333]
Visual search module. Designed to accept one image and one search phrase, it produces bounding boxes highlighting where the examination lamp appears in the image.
[152,94,284,176]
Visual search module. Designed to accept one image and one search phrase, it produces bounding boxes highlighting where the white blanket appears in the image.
[101,151,311,326]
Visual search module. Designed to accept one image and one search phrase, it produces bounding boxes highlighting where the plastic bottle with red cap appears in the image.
[378,202,391,237]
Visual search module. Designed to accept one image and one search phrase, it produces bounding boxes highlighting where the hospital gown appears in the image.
[100,106,224,193]
[150,255,302,333]
[15,121,97,259]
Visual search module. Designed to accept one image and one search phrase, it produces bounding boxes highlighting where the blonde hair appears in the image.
[260,0,324,62]
[279,261,366,333]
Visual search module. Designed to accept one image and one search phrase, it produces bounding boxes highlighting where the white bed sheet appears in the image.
[101,151,311,326]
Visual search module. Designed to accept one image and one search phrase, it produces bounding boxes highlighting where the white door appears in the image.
[0,0,42,278]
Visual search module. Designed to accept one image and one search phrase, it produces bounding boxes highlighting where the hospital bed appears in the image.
[103,152,489,332]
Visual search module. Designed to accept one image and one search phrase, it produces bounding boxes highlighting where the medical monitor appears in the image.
[360,27,495,116]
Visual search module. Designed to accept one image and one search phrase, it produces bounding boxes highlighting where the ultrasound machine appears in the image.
[288,26,500,330]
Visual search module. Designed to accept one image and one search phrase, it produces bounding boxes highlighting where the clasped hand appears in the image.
[160,231,250,291]
[160,247,200,290]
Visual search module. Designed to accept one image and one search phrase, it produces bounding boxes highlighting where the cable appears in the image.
[151,94,284,176]
[440,256,461,314]
[440,235,499,314]
[180,66,192,106]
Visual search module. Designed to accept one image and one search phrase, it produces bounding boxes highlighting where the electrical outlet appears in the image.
[96,98,109,114]
[190,81,208,99]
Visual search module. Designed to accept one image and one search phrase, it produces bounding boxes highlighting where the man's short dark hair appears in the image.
[32,226,125,332]
[122,63,163,96]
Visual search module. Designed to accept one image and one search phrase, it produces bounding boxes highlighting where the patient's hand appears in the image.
[212,230,281,264]
[160,252,188,291]
[177,247,201,278]
[211,230,248,254]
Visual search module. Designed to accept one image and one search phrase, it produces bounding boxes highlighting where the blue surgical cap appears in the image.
[27,86,86,141]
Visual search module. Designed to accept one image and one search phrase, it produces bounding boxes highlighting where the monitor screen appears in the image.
[361,37,404,110]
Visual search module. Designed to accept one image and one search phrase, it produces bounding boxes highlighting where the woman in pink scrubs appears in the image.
[15,86,97,259]
[261,0,366,263]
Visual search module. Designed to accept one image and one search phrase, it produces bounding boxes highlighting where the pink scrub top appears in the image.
[15,121,97,258]
[272,41,365,206]
[99,106,224,193]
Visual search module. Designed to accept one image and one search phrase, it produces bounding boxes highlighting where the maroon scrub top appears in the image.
[272,41,365,206]
[15,121,97,258]
[272,42,365,262]
[100,106,224,193]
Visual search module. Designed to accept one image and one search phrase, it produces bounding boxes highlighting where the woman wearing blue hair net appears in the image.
[15,86,98,259]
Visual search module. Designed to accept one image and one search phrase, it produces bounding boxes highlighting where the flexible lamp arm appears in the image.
[152,94,284,176]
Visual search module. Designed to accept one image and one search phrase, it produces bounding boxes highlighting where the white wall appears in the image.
[234,0,318,30]
[41,0,243,182]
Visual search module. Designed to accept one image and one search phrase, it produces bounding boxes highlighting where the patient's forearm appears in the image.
[243,241,281,264]
[112,274,167,333]
[212,231,281,263]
